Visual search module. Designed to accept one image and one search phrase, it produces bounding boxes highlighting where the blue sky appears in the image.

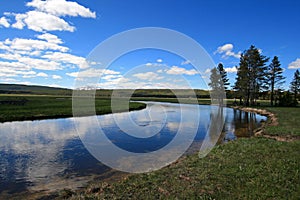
[0,0,299,89]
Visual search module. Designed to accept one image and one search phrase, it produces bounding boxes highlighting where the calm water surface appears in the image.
[0,102,266,197]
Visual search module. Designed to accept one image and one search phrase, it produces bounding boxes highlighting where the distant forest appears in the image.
[209,45,300,107]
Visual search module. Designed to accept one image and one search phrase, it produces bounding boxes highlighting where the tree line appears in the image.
[209,45,300,106]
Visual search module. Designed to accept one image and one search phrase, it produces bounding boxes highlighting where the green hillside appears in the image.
[0,84,72,95]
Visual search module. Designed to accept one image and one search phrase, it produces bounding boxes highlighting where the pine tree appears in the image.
[209,67,226,106]
[290,69,300,102]
[267,56,285,106]
[234,55,249,105]
[234,45,269,106]
[217,63,230,91]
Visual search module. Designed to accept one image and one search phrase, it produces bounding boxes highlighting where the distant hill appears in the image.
[0,84,210,98]
[0,84,72,95]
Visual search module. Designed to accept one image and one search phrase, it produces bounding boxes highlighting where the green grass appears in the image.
[0,95,146,122]
[66,138,300,200]
[263,107,300,136]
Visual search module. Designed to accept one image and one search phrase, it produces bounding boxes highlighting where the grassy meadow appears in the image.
[0,95,146,122]
[65,138,299,200]
[264,107,300,136]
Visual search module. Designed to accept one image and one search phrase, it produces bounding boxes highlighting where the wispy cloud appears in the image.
[181,60,191,65]
[204,68,211,74]
[66,68,120,78]
[96,79,191,89]
[133,72,164,81]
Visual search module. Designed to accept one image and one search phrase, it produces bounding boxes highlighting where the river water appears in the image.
[0,102,266,197]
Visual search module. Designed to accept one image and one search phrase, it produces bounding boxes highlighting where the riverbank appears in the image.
[232,106,300,141]
[0,95,146,123]
[48,105,299,199]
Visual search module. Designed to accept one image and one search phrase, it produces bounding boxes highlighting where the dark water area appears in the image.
[0,102,266,197]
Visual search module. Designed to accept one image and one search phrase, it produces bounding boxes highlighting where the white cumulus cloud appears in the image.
[37,72,48,77]
[5,37,69,52]
[0,61,36,78]
[12,11,75,32]
[18,56,61,70]
[52,75,62,79]
[215,43,241,59]
[0,0,97,86]
[224,66,238,73]
[27,0,96,18]
[37,33,63,44]
[166,66,198,75]
[288,58,300,69]
[3,0,96,32]
[42,52,87,69]
[0,17,10,28]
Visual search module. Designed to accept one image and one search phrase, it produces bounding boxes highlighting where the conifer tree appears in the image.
[217,63,230,91]
[267,56,285,106]
[234,45,269,106]
[290,69,300,102]
[209,64,228,106]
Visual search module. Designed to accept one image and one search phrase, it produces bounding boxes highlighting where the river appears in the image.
[0,102,266,197]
